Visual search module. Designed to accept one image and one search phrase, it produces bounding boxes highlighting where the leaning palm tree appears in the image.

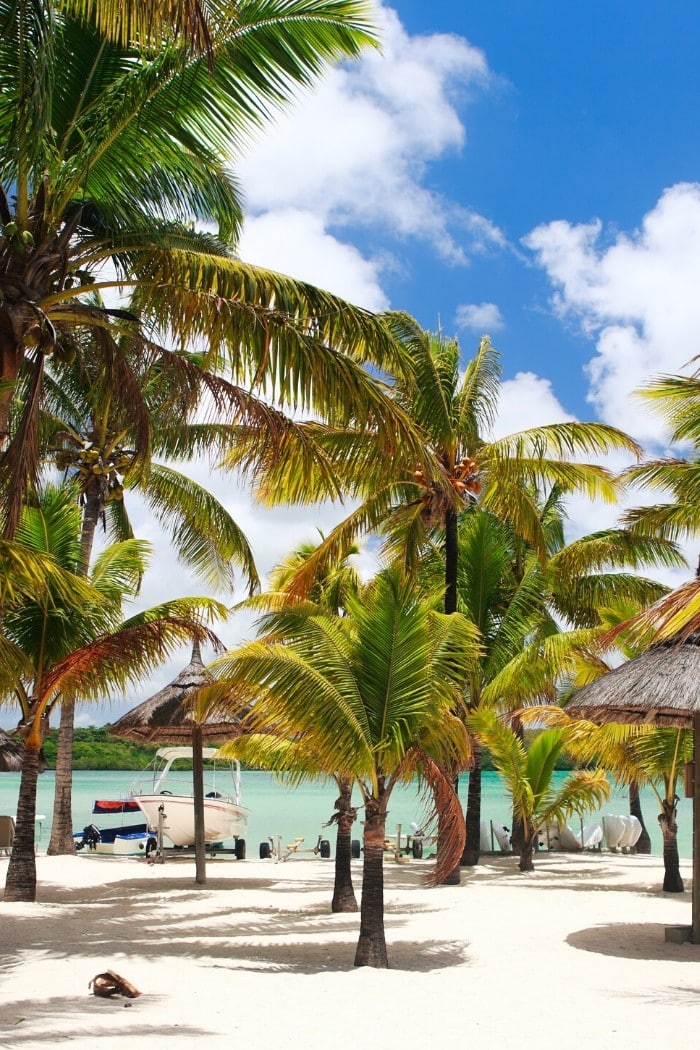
[208,568,480,967]
[0,1,421,532]
[469,709,610,872]
[0,484,226,900]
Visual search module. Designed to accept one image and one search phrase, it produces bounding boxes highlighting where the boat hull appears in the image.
[74,823,154,857]
[134,794,250,846]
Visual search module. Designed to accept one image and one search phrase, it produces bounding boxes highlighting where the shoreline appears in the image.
[1,850,698,1048]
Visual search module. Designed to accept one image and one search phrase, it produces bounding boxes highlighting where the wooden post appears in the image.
[192,724,206,885]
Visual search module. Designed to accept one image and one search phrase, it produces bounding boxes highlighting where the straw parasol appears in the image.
[110,640,243,883]
[567,632,700,942]
[0,729,24,772]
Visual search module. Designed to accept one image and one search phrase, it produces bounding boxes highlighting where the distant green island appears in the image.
[41,726,159,770]
[33,725,575,772]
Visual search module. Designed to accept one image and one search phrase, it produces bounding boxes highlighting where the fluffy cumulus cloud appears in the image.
[491,371,573,438]
[240,208,389,310]
[455,301,504,333]
[237,3,501,298]
[524,183,700,446]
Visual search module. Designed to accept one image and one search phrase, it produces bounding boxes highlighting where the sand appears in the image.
[0,849,698,1049]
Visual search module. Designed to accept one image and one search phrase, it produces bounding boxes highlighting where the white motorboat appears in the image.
[129,746,250,848]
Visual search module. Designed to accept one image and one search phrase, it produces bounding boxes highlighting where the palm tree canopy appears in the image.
[208,568,479,794]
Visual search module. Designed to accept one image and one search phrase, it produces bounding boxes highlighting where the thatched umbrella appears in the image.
[567,632,700,942]
[110,641,243,883]
[0,729,24,772]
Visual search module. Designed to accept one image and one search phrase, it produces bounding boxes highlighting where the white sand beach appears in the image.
[1,850,698,1049]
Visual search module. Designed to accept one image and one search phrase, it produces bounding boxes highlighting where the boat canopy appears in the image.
[155,747,220,763]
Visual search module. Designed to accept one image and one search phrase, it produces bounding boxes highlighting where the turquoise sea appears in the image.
[0,769,692,859]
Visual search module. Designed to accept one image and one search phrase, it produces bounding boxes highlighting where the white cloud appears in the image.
[239,209,388,311]
[524,183,700,445]
[455,301,504,333]
[236,3,501,287]
[492,371,573,438]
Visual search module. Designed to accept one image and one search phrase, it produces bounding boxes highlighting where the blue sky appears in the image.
[234,1,700,446]
[65,2,700,722]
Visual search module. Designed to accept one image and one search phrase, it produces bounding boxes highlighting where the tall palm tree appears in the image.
[416,484,679,863]
[41,326,261,852]
[0,1,422,532]
[0,484,226,900]
[222,318,640,878]
[469,710,610,872]
[219,535,364,912]
[237,316,641,598]
[208,568,480,967]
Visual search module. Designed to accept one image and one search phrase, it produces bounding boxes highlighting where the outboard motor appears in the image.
[81,824,101,851]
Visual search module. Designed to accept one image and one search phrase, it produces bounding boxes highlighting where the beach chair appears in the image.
[0,814,15,855]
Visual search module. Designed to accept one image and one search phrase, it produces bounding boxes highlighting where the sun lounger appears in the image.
[0,814,15,855]
[556,823,584,851]
[479,820,511,852]
[602,814,642,850]
[618,814,642,850]
[580,823,603,849]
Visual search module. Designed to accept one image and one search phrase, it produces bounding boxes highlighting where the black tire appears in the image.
[319,839,331,859]
[259,841,271,859]
[351,839,361,859]
[411,839,423,860]
[235,838,246,861]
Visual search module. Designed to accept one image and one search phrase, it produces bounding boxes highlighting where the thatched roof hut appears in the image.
[567,633,700,727]
[568,631,700,943]
[0,729,24,772]
[109,642,243,885]
[109,640,242,745]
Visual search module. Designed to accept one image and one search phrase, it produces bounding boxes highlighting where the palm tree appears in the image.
[0,1,422,532]
[208,568,480,967]
[41,325,261,852]
[469,710,610,872]
[222,318,640,879]
[538,707,693,892]
[591,725,691,892]
[217,536,364,912]
[621,370,700,543]
[416,486,679,864]
[0,484,226,900]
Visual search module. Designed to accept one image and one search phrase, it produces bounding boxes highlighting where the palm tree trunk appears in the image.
[47,482,102,854]
[354,794,388,968]
[510,715,525,855]
[4,738,40,901]
[331,777,357,913]
[659,799,684,892]
[46,699,75,854]
[438,507,462,883]
[518,840,535,872]
[462,742,482,866]
[629,781,651,854]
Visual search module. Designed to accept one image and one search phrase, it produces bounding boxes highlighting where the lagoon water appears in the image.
[0,768,691,859]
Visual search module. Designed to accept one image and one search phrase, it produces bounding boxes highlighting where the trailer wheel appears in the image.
[259,841,271,859]
[411,839,423,860]
[351,839,361,859]
[235,838,246,861]
[319,838,331,858]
